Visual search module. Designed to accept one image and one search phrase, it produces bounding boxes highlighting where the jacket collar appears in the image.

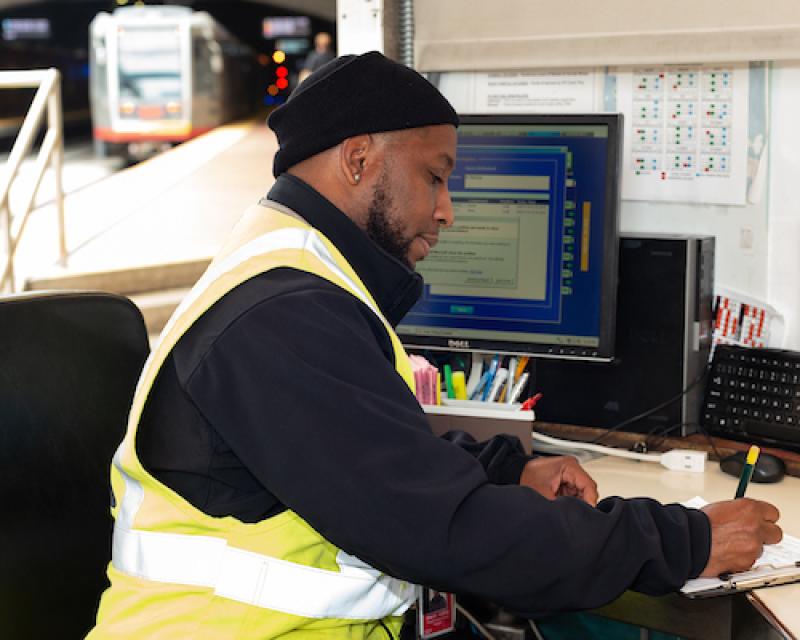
[264,174,423,327]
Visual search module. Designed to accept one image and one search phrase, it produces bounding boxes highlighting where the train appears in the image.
[89,5,260,158]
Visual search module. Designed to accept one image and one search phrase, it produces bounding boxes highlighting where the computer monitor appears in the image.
[398,113,622,361]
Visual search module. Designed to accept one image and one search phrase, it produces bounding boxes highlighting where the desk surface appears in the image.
[584,455,800,638]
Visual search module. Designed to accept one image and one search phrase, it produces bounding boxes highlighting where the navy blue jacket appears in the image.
[137,173,711,616]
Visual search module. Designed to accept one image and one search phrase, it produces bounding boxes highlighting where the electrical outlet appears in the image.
[660,449,707,472]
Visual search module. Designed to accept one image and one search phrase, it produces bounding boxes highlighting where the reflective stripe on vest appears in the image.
[111,218,417,620]
[156,226,380,355]
[138,224,384,400]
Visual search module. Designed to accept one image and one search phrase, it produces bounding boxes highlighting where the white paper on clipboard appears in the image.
[681,497,800,597]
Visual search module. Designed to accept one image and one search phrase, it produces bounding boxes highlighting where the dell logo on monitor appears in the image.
[448,339,470,349]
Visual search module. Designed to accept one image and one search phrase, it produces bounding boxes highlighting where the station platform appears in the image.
[13,117,278,334]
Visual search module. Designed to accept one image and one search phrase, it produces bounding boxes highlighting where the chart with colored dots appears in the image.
[618,63,748,204]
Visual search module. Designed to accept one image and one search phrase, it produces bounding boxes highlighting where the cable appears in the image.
[378,619,396,640]
[532,431,662,461]
[643,421,696,451]
[455,603,497,640]
[589,366,709,444]
[534,429,708,471]
[643,420,725,462]
[694,422,724,461]
[528,619,546,640]
[397,0,415,67]
[645,420,693,438]
[589,364,711,445]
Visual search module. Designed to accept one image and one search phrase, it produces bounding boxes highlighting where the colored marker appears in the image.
[469,370,491,400]
[506,357,518,388]
[480,355,500,401]
[452,371,467,400]
[520,391,543,411]
[508,372,531,404]
[486,368,508,403]
[735,445,760,498]
[465,356,484,398]
[443,364,455,399]
[514,356,529,382]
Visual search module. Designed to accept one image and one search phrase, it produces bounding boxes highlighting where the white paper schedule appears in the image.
[617,64,749,205]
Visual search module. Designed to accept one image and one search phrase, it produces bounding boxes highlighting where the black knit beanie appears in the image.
[267,51,459,177]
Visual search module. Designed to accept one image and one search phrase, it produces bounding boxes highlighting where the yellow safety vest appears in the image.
[89,202,418,639]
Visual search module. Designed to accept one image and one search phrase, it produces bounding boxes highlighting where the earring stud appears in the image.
[354,173,361,183]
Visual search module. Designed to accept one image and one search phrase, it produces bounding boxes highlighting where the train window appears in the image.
[118,27,182,101]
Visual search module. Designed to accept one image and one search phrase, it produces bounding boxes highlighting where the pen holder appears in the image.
[423,401,535,454]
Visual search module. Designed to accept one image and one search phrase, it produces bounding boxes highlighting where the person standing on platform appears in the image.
[299,31,335,83]
[89,52,782,639]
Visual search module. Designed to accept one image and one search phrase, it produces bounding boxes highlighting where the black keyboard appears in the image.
[702,344,800,450]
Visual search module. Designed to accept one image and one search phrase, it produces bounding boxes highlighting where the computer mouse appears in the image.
[719,451,786,484]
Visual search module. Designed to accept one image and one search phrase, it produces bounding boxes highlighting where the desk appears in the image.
[583,455,800,639]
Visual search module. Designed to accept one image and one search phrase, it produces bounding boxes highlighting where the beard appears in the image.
[365,170,413,269]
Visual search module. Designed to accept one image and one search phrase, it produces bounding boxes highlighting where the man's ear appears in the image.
[339,134,372,186]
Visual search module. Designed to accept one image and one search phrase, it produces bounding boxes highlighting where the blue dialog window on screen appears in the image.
[399,116,621,360]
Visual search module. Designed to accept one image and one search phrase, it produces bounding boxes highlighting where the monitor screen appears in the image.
[398,114,621,361]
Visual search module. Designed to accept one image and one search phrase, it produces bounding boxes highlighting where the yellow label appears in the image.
[581,202,591,272]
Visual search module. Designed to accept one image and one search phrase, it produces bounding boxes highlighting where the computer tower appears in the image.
[535,234,715,436]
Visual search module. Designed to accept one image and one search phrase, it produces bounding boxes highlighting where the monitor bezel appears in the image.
[398,112,622,362]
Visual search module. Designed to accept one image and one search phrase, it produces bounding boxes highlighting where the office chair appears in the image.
[0,291,149,639]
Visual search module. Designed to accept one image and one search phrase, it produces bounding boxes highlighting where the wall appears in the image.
[338,0,799,348]
[622,62,800,349]
[414,0,800,72]
[336,0,385,56]
[767,62,800,350]
[438,67,773,306]
[618,63,769,300]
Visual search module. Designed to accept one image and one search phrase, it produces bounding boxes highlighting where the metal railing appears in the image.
[0,68,66,293]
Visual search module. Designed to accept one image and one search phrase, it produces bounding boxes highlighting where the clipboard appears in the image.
[682,562,800,598]
[680,496,800,598]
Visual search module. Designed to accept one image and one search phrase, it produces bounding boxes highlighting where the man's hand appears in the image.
[700,499,783,577]
[519,456,598,506]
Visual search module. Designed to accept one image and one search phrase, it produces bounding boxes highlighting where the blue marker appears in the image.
[480,355,500,402]
[469,370,491,400]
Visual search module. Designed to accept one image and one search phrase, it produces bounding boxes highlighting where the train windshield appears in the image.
[117,27,182,101]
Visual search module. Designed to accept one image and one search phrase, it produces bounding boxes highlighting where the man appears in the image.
[299,32,335,84]
[89,52,781,639]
